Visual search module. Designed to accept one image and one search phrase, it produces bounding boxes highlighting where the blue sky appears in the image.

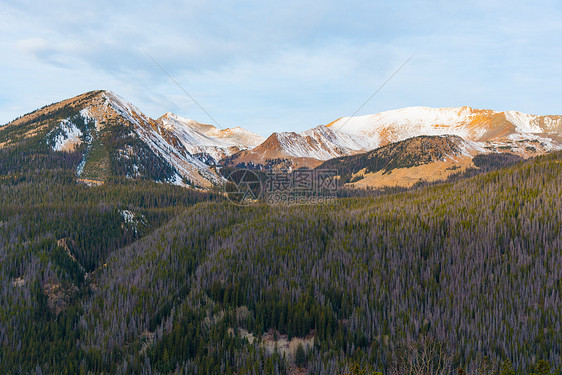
[1,0,561,135]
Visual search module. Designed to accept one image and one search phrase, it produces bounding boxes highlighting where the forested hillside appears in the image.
[0,152,218,374]
[1,148,560,374]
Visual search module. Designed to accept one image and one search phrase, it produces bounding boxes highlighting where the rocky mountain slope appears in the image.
[158,113,264,164]
[0,90,259,187]
[222,125,365,169]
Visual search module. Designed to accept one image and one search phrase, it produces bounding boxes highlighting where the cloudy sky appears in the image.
[1,0,561,135]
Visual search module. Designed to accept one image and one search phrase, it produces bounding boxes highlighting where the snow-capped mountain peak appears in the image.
[223,105,562,170]
[253,127,364,160]
[157,113,264,163]
[326,106,562,152]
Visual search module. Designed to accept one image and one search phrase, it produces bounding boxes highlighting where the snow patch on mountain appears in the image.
[74,90,226,187]
[103,91,150,127]
[504,111,543,134]
[49,119,83,152]
[119,209,147,235]
[302,125,368,151]
[79,108,99,133]
[132,116,221,185]
[159,113,265,162]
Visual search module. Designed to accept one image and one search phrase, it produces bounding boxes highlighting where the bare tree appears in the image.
[391,336,453,375]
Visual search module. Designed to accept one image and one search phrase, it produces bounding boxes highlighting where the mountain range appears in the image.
[2,90,561,188]
[2,90,562,374]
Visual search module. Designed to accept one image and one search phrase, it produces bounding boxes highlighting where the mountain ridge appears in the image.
[329,134,481,187]
[3,90,562,187]
[222,105,562,170]
[329,105,562,148]
[0,90,223,186]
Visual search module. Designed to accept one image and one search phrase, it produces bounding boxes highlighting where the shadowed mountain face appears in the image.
[321,135,463,172]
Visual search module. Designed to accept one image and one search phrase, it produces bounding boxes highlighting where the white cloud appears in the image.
[15,37,49,53]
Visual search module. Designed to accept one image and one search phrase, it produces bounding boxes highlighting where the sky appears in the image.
[1,0,561,136]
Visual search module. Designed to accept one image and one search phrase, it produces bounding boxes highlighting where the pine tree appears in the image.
[530,360,552,375]
[295,343,306,367]
[499,360,515,375]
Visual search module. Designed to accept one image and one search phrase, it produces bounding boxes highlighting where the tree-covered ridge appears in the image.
[318,135,467,183]
[2,151,560,374]
[0,167,219,375]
